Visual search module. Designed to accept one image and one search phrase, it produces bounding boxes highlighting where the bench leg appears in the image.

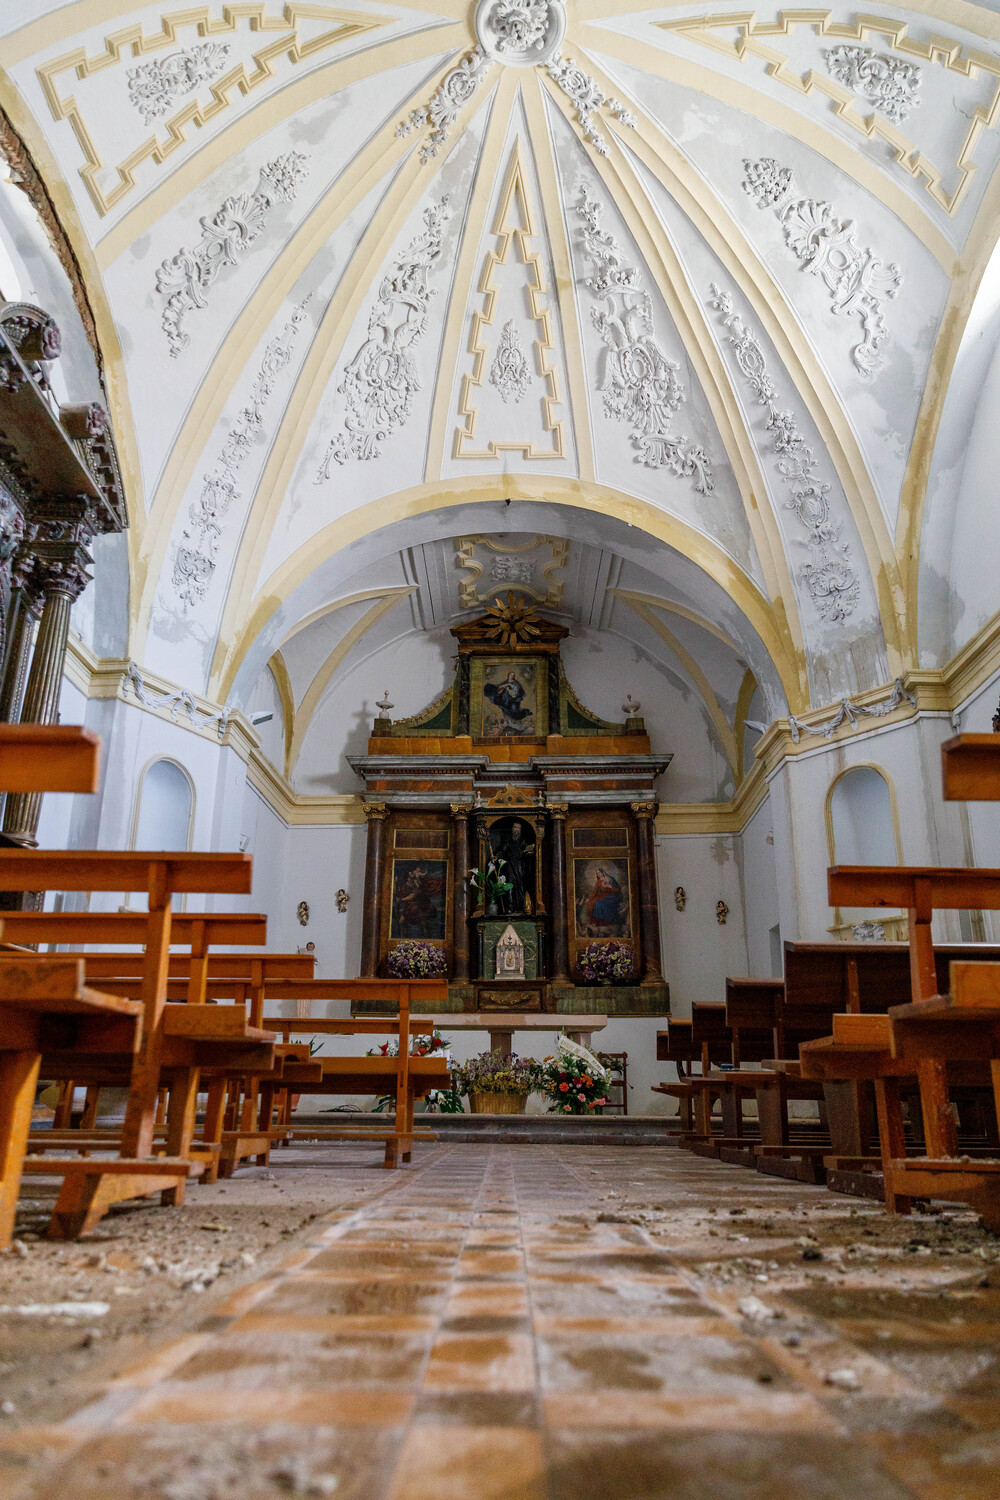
[0,1050,41,1250]
[163,1068,200,1205]
[80,1087,101,1131]
[875,1077,911,1216]
[824,1080,874,1158]
[53,1080,75,1130]
[918,1059,958,1159]
[756,1084,789,1147]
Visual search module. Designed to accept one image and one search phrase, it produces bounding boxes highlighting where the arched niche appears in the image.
[130,757,195,853]
[825,764,904,938]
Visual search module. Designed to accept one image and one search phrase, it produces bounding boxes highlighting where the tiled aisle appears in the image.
[4,1143,1000,1498]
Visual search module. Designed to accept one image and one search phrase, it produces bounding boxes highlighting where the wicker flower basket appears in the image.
[468,1091,528,1115]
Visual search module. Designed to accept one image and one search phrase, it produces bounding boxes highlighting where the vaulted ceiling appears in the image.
[2,0,998,733]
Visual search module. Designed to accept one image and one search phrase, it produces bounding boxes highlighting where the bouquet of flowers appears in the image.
[386,940,447,979]
[468,860,513,910]
[577,939,636,985]
[454,1048,538,1099]
[536,1034,610,1115]
[367,1030,463,1113]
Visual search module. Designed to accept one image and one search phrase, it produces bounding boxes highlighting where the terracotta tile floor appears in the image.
[4,1142,1000,1497]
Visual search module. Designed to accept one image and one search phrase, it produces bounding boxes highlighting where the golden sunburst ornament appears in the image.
[483,592,542,648]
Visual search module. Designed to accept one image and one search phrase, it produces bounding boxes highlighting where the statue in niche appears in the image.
[488,815,536,914]
[496,923,525,978]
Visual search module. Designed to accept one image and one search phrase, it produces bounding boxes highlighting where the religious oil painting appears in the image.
[473,658,539,738]
[389,858,447,940]
[573,857,631,939]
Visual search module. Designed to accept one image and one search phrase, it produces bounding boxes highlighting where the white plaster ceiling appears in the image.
[2,0,999,722]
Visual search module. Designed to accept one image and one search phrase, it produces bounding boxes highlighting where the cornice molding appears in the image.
[62,603,1000,834]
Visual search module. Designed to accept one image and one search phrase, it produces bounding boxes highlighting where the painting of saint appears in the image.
[479,660,536,738]
[574,858,631,939]
[390,859,447,940]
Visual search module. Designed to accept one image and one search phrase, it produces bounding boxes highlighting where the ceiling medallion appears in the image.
[475,0,566,67]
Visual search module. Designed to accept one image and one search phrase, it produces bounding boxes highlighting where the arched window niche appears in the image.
[825,764,905,940]
[128,758,196,910]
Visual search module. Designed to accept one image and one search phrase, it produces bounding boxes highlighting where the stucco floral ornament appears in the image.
[316,199,450,474]
[577,195,713,492]
[476,0,565,65]
[489,321,532,404]
[401,0,632,161]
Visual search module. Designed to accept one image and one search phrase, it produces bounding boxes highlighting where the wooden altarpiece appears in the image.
[349,599,671,1016]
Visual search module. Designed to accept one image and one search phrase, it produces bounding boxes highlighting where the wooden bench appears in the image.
[0,956,142,1247]
[0,850,263,1234]
[257,1002,449,1164]
[883,962,1000,1226]
[0,724,101,793]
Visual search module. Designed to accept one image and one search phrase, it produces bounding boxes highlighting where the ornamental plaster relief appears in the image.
[156,151,310,357]
[399,1,634,164]
[107,69,426,506]
[649,10,1000,232]
[315,197,451,476]
[709,284,859,624]
[173,298,311,608]
[455,534,569,607]
[453,139,565,460]
[598,59,948,535]
[574,193,713,494]
[31,4,389,218]
[740,155,901,378]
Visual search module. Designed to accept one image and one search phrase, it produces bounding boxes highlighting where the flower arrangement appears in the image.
[468,859,513,911]
[577,938,636,985]
[455,1048,537,1098]
[386,940,447,979]
[536,1034,610,1115]
[367,1030,463,1113]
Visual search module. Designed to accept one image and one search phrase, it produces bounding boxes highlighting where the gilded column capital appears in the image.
[546,801,568,820]
[630,800,658,820]
[361,800,389,822]
[449,802,471,819]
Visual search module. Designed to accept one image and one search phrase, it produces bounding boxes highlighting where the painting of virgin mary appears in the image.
[574,858,631,939]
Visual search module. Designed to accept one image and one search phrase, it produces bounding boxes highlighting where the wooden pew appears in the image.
[652,1009,732,1139]
[0,957,141,1248]
[0,850,262,1235]
[261,988,449,1167]
[884,962,1000,1225]
[941,734,1000,801]
[0,724,100,793]
[829,868,1000,1164]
